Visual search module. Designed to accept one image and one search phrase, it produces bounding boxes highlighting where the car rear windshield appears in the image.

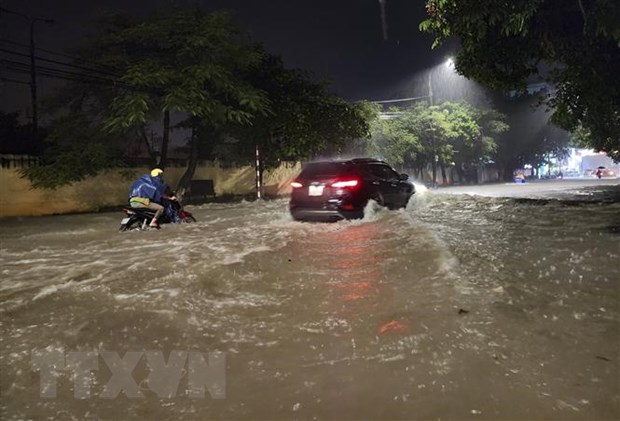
[299,162,354,179]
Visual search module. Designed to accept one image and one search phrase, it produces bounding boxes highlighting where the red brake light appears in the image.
[291,181,303,188]
[331,179,359,188]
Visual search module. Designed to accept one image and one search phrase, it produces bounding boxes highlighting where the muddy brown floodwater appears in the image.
[1,180,619,420]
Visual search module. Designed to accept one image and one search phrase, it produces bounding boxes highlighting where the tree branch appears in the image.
[576,0,588,34]
[139,126,157,165]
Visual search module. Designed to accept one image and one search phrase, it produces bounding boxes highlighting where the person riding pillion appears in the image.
[128,168,177,228]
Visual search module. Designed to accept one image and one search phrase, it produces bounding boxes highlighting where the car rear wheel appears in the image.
[394,195,412,209]
[369,193,385,207]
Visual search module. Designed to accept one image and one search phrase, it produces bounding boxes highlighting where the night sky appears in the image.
[1,0,454,117]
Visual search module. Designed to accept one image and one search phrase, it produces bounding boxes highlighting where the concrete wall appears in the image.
[0,162,301,217]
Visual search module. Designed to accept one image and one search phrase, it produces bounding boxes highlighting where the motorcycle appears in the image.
[119,200,196,231]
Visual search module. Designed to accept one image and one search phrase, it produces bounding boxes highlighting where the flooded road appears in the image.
[1,180,619,420]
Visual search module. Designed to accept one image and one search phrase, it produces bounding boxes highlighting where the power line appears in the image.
[372,95,430,104]
[2,38,79,61]
[1,47,122,78]
[5,64,131,89]
[1,5,55,135]
[1,76,30,85]
[0,5,29,20]
[3,59,122,85]
[0,39,120,74]
[3,59,158,93]
[0,44,159,94]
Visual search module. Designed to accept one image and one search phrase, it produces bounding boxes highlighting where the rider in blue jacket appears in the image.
[128,168,177,228]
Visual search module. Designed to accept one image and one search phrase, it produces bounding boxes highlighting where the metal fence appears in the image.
[0,155,40,169]
[0,155,189,170]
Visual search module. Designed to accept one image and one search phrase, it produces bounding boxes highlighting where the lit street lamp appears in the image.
[427,58,454,188]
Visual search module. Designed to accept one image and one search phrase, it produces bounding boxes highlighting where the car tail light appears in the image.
[331,179,359,188]
[291,181,303,188]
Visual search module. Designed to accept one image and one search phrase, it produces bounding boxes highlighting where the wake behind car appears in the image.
[289,158,415,221]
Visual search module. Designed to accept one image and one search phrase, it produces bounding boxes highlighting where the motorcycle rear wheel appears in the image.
[123,217,148,231]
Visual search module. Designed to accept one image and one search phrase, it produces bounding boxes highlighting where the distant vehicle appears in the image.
[590,166,617,179]
[597,167,615,178]
[289,158,415,222]
[563,169,580,178]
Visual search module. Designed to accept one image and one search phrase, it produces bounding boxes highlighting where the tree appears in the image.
[21,8,270,189]
[378,103,431,177]
[215,55,373,197]
[21,113,132,189]
[371,101,506,184]
[19,7,373,195]
[421,0,620,160]
[20,30,149,188]
[438,102,505,183]
[98,9,268,167]
[526,125,571,177]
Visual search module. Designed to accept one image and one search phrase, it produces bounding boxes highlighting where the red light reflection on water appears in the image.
[378,319,409,334]
[335,281,374,302]
[324,225,412,337]
[329,225,384,310]
[290,222,412,337]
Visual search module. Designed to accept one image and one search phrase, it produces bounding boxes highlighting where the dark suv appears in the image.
[289,158,415,221]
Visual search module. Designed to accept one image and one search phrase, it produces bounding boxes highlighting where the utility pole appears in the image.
[255,143,262,200]
[30,17,55,136]
[428,72,437,188]
[378,0,388,41]
[0,7,54,135]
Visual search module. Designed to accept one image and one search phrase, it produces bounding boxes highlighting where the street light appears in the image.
[427,57,454,189]
[427,58,455,106]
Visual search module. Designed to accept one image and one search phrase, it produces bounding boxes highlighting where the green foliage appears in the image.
[22,144,118,189]
[215,55,373,169]
[20,113,128,188]
[568,125,593,149]
[26,7,275,188]
[421,0,620,160]
[371,101,507,173]
[94,9,268,131]
[26,7,375,189]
